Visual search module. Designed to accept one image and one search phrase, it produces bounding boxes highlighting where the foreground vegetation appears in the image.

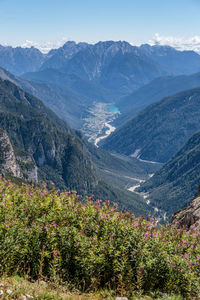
[0,276,184,300]
[0,178,200,299]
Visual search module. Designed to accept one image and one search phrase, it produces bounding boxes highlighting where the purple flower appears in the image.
[182,253,188,258]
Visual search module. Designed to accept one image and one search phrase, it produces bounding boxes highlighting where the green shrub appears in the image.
[0,178,200,298]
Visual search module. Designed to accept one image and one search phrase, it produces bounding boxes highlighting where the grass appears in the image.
[0,277,184,299]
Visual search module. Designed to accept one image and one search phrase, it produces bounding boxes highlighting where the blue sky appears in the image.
[1,0,200,51]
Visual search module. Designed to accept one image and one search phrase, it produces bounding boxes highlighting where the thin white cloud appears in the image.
[3,34,200,54]
[21,37,69,53]
[148,33,200,53]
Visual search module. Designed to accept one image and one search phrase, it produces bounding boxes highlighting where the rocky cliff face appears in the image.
[0,129,21,178]
[171,196,200,230]
[0,129,38,182]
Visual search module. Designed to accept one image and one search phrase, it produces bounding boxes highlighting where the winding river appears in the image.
[94,122,116,147]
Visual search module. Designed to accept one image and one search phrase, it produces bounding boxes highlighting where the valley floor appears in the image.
[82,102,119,146]
[127,174,167,221]
[81,103,167,221]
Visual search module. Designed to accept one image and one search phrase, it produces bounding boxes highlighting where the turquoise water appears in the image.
[107,104,119,114]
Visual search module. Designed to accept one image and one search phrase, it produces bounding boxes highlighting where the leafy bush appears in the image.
[0,178,200,298]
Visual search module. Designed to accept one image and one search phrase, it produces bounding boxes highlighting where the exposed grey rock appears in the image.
[0,129,38,182]
[171,196,200,230]
[16,152,38,182]
[0,129,21,178]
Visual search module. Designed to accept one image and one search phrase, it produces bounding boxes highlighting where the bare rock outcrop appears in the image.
[171,196,200,230]
[0,129,21,177]
[0,129,38,182]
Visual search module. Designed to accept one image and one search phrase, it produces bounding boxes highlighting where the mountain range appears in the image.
[0,41,200,104]
[1,41,200,132]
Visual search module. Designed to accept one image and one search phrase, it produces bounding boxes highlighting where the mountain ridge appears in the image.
[138,130,200,217]
[102,87,200,163]
[116,72,200,126]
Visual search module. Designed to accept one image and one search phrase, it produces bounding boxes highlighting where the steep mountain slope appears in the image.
[102,87,200,163]
[0,78,97,193]
[117,72,200,125]
[0,45,45,75]
[138,131,200,217]
[140,44,200,75]
[97,50,167,96]
[0,66,85,129]
[0,78,150,216]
